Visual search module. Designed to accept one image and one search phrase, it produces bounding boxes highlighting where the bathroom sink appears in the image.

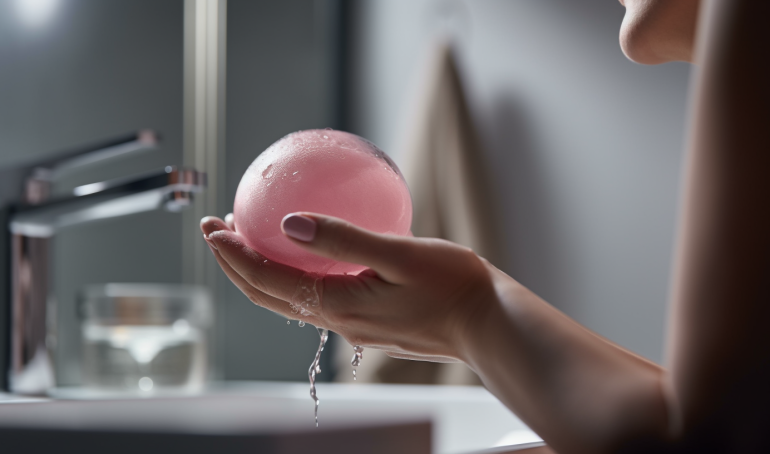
[0,382,543,454]
[0,393,48,404]
[217,382,544,453]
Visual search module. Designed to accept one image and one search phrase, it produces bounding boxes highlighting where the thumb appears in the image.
[281,213,414,283]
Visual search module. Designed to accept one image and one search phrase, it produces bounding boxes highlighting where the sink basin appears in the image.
[1,382,544,454]
[218,382,543,453]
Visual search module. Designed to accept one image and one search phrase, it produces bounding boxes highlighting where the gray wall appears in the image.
[0,0,185,385]
[222,0,341,381]
[347,0,691,364]
[1,0,684,386]
[1,0,343,384]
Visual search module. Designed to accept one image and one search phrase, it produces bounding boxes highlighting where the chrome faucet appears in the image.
[2,131,206,395]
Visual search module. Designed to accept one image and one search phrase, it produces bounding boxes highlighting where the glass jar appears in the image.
[79,283,212,394]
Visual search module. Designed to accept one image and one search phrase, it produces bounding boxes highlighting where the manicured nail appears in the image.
[282,214,317,242]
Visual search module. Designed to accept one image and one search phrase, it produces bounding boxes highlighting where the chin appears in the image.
[620,15,667,65]
[619,0,698,65]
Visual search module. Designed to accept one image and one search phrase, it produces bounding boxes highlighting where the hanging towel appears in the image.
[335,42,500,385]
[401,43,500,265]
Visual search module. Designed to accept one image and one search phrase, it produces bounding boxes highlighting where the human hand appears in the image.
[200,213,499,362]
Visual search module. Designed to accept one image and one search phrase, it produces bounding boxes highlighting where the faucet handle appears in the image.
[24,130,159,205]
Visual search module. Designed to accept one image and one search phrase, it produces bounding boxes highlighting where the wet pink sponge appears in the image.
[233,130,412,275]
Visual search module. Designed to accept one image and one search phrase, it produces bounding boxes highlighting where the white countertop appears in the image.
[2,382,543,454]
[221,382,544,453]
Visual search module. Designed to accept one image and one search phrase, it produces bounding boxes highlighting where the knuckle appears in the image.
[386,238,423,271]
[393,237,418,260]
[328,230,355,260]
[243,286,266,306]
[336,330,365,348]
[323,303,357,329]
[459,244,479,261]
[241,263,279,295]
[243,269,269,291]
[456,246,485,272]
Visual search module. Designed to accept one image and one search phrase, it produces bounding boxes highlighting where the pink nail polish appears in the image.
[281,214,317,242]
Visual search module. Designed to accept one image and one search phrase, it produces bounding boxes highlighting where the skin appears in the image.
[202,0,770,451]
[619,0,700,64]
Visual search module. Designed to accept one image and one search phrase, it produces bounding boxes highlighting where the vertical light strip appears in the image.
[183,0,227,377]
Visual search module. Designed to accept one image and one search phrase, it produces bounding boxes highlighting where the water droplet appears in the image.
[298,320,306,327]
[323,135,328,139]
[351,345,364,367]
[261,164,274,179]
[291,273,324,317]
[138,376,154,391]
[324,127,333,131]
[287,320,291,325]
[351,345,364,380]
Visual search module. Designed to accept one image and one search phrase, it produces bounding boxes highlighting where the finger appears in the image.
[281,213,416,284]
[201,233,298,320]
[203,219,366,318]
[205,229,312,304]
[224,213,236,231]
[384,350,461,363]
[201,216,231,235]
[201,216,300,317]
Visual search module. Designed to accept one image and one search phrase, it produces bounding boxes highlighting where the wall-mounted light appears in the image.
[15,0,60,28]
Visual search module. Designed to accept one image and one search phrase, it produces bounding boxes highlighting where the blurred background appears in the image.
[0,0,690,391]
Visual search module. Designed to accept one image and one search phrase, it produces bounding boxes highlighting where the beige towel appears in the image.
[335,42,499,385]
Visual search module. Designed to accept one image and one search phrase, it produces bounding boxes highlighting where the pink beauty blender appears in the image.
[233,129,412,275]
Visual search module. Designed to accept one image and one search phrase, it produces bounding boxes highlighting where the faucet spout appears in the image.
[2,132,206,395]
[10,167,206,238]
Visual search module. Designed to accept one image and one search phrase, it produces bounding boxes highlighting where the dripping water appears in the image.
[309,327,329,427]
[290,270,331,426]
[351,345,364,380]
[291,272,324,317]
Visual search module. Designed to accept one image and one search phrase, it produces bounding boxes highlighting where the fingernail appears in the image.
[203,234,218,250]
[282,214,317,242]
[200,216,222,228]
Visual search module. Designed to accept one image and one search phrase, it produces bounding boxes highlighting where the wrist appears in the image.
[451,265,508,366]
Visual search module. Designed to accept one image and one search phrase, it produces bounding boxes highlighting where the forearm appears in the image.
[461,271,669,453]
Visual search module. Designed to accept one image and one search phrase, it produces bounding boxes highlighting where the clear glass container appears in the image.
[79,283,212,395]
